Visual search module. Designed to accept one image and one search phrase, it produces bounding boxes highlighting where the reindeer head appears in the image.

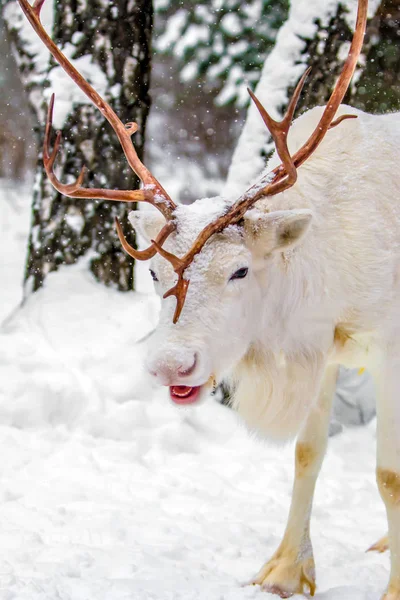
[132,196,316,404]
[18,0,367,404]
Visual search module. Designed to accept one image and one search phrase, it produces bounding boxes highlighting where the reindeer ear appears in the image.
[244,208,313,255]
[128,210,166,244]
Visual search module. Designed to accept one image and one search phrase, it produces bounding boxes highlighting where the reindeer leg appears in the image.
[251,364,338,597]
[374,356,400,600]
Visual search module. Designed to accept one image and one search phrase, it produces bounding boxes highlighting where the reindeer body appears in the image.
[217,105,400,598]
[18,0,400,595]
[232,104,400,441]
[143,105,400,598]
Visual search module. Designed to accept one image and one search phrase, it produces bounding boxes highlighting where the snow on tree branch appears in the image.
[3,0,54,76]
[155,0,289,108]
[3,0,54,121]
[223,0,381,197]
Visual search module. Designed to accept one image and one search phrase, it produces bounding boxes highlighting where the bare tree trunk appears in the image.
[3,0,153,294]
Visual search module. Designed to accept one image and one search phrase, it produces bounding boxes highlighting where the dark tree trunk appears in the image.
[3,0,153,294]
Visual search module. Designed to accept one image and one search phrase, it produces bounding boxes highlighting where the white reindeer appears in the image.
[19,0,400,597]
[141,100,400,597]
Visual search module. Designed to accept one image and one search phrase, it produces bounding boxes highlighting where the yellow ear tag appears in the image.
[358,367,365,376]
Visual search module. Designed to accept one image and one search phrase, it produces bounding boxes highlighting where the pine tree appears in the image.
[352,0,400,113]
[2,0,153,293]
[288,0,400,116]
[224,0,385,195]
[155,0,289,107]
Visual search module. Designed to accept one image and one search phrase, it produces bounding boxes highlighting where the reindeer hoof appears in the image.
[261,584,294,598]
[367,535,389,553]
[250,551,316,597]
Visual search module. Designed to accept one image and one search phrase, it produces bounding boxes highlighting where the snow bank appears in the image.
[0,405,388,599]
[0,258,161,434]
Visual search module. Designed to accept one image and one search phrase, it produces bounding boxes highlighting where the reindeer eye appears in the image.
[149,269,158,282]
[230,267,248,281]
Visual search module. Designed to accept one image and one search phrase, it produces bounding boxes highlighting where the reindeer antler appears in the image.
[19,0,368,324]
[115,219,176,261]
[18,0,177,237]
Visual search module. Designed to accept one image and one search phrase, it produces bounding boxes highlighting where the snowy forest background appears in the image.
[0,0,399,598]
[1,0,399,291]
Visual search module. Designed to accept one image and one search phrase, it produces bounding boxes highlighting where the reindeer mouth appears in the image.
[169,385,202,405]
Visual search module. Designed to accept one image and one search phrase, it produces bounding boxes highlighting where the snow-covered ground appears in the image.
[0,179,390,598]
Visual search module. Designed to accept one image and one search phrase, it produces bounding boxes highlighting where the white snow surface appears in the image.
[0,179,390,598]
[224,0,381,197]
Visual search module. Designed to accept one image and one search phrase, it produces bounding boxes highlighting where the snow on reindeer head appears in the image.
[18,0,368,404]
[131,198,313,403]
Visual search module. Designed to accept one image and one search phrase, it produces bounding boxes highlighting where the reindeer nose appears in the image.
[178,354,197,377]
[147,352,197,386]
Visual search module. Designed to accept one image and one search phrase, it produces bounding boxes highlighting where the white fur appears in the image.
[133,104,400,597]
[138,105,400,417]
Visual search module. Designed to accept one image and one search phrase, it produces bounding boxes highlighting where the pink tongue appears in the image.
[169,385,201,405]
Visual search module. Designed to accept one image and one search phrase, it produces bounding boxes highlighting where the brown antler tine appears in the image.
[125,122,139,135]
[151,239,185,272]
[49,131,62,166]
[33,0,46,17]
[248,88,297,185]
[60,166,89,194]
[247,88,276,133]
[115,218,175,261]
[282,67,311,126]
[73,166,87,188]
[115,217,151,260]
[247,71,311,187]
[247,67,309,135]
[164,277,190,324]
[329,114,358,129]
[43,96,89,194]
[43,128,62,188]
